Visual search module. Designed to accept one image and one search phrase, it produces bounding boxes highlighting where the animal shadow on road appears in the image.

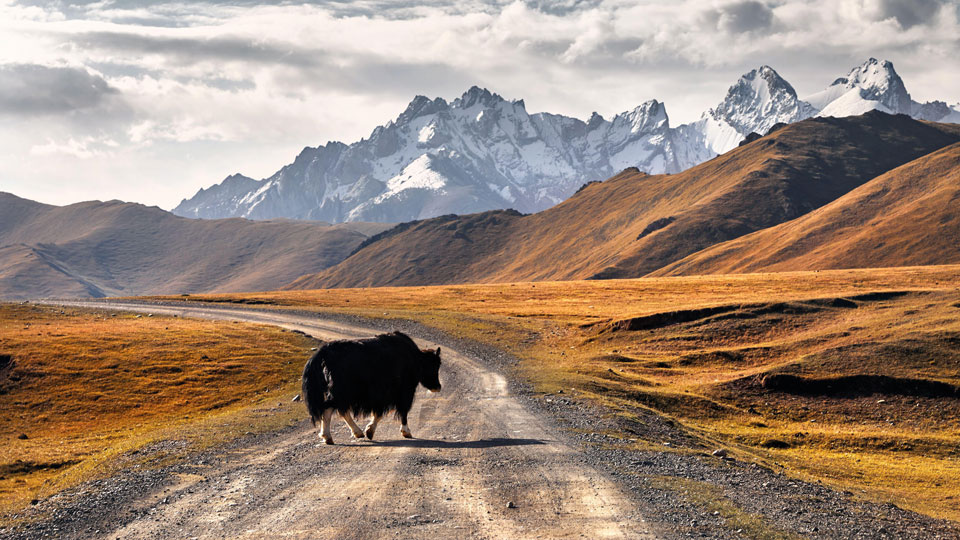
[370,437,546,449]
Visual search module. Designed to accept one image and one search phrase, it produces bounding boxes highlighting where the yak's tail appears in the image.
[301,352,328,427]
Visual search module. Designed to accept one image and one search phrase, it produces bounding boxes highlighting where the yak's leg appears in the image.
[399,411,413,439]
[364,414,382,440]
[340,411,365,439]
[319,408,334,445]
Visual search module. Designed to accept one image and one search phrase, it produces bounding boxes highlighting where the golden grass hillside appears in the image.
[655,142,960,275]
[175,264,960,522]
[0,303,315,515]
[292,112,960,289]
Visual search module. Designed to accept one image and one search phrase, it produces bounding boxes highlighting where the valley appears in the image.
[152,264,960,523]
[5,2,959,538]
[0,193,391,300]
[5,291,960,539]
[3,109,959,539]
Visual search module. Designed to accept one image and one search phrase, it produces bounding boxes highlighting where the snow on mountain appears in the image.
[941,104,960,124]
[709,66,818,137]
[669,65,817,165]
[172,173,261,220]
[806,58,958,123]
[176,87,686,222]
[175,60,958,224]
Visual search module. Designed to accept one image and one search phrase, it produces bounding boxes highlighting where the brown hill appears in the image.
[0,244,108,298]
[291,112,960,289]
[0,193,391,299]
[651,142,960,275]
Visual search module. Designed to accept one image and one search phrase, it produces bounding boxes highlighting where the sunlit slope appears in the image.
[0,303,314,513]
[654,142,960,275]
[173,265,960,521]
[292,112,960,289]
[0,193,391,299]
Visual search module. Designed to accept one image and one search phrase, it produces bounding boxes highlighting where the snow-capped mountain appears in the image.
[676,65,818,163]
[175,59,958,223]
[175,88,684,222]
[805,58,958,123]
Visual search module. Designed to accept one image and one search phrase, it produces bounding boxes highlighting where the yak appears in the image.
[301,331,442,444]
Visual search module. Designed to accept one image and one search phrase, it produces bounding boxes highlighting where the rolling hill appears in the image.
[290,112,960,289]
[0,193,391,299]
[651,142,960,275]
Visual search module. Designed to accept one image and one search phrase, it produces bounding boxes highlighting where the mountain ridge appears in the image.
[176,58,959,225]
[651,141,960,276]
[0,192,391,299]
[288,112,960,289]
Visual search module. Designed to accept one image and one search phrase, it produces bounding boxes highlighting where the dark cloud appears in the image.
[875,0,944,29]
[73,31,477,97]
[523,0,602,16]
[72,32,324,68]
[0,64,119,115]
[275,57,478,98]
[707,1,775,34]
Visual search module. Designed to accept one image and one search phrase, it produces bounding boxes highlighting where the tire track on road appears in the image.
[50,301,657,539]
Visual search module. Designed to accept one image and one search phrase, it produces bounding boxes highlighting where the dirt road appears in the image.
[47,302,657,540]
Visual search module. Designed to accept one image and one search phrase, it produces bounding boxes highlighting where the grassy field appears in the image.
[164,265,960,522]
[0,303,316,515]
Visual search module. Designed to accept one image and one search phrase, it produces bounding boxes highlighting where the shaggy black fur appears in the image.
[301,331,441,427]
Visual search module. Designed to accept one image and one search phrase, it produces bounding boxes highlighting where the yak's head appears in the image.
[419,347,442,393]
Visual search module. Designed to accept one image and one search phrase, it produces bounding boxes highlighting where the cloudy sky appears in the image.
[1,0,958,210]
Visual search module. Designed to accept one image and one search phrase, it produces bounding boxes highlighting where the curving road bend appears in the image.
[53,302,657,540]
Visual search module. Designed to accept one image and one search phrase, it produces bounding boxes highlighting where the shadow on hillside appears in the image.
[370,437,546,449]
[761,374,960,398]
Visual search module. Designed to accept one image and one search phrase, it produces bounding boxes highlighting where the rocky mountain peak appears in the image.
[757,65,795,92]
[587,111,605,129]
[621,100,669,134]
[398,95,449,124]
[174,59,957,225]
[455,86,505,109]
[709,65,815,135]
[832,58,911,114]
[223,173,255,183]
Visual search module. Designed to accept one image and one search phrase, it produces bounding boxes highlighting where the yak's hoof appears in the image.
[401,430,413,439]
[352,431,365,439]
[364,429,376,440]
[322,436,334,445]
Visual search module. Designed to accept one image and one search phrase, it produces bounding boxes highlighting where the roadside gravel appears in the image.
[306,308,960,540]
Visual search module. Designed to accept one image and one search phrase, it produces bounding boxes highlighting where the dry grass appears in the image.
[163,264,960,521]
[656,142,960,275]
[0,303,315,515]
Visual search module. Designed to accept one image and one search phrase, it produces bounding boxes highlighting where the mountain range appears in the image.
[0,193,389,299]
[288,112,960,289]
[175,58,959,224]
[5,110,959,299]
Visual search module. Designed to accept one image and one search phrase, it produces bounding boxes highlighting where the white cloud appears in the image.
[29,135,116,159]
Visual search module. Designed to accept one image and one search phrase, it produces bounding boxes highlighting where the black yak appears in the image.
[301,331,442,444]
